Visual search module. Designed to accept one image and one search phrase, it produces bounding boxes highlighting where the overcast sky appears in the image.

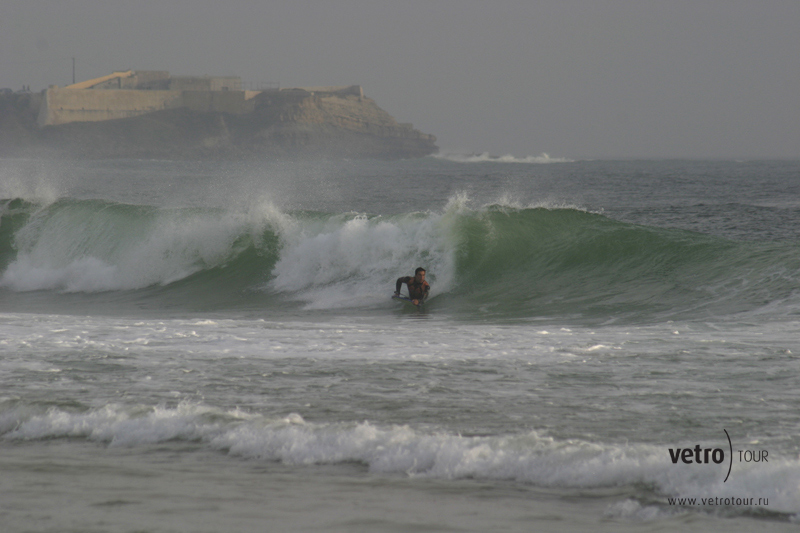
[2,1,798,159]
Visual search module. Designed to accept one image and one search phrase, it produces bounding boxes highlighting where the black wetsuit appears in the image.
[396,276,430,301]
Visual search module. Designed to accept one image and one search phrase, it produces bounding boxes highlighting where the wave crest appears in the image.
[2,196,799,321]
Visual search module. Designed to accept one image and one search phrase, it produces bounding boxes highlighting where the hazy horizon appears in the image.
[2,1,798,159]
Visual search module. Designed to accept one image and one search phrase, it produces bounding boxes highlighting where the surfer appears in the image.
[394,267,430,306]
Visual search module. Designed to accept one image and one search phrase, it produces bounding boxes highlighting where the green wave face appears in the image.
[449,206,796,320]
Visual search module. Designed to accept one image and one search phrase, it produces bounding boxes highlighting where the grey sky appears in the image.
[2,0,798,159]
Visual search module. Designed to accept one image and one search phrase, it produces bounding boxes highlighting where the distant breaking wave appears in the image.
[433,152,574,164]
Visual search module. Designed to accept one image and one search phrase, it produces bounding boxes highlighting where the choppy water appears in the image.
[1,156,799,532]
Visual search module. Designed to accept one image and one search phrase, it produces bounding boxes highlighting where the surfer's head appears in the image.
[414,267,426,282]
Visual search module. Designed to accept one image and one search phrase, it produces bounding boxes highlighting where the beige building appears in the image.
[38,71,255,126]
[37,70,364,127]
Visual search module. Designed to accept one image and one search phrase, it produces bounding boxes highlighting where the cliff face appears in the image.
[0,89,437,160]
[240,89,437,159]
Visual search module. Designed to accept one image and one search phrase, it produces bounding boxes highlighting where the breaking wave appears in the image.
[2,402,798,518]
[2,195,799,322]
[432,152,574,164]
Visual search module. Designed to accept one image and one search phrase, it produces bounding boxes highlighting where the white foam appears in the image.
[269,208,460,309]
[1,256,119,292]
[4,403,799,515]
[604,499,679,521]
[3,403,241,446]
[0,200,290,292]
[433,152,574,164]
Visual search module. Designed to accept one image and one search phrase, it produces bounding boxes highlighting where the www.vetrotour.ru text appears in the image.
[667,497,768,506]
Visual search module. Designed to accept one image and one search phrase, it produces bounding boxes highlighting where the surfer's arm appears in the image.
[395,276,410,295]
[412,288,429,306]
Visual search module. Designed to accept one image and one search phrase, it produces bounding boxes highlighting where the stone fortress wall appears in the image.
[37,70,365,127]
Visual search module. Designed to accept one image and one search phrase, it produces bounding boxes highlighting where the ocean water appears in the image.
[1,155,799,532]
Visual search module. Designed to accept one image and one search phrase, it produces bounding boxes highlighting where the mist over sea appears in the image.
[2,156,799,532]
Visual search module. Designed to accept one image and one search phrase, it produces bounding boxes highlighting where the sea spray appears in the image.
[0,198,287,292]
[269,196,468,308]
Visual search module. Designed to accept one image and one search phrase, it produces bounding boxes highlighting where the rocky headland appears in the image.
[0,88,437,160]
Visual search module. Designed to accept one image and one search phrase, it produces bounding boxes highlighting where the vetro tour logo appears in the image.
[668,429,768,482]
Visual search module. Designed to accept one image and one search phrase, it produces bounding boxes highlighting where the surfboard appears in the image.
[392,295,424,309]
